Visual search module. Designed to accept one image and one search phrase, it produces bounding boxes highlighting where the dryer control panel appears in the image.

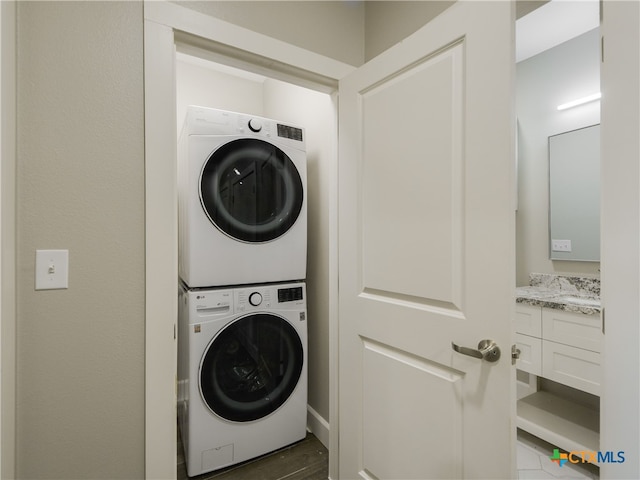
[184,106,306,151]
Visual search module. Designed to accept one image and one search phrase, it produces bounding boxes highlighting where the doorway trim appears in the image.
[143,2,354,478]
[600,2,640,477]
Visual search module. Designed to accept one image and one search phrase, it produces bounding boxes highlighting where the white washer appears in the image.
[178,106,307,288]
[178,281,308,477]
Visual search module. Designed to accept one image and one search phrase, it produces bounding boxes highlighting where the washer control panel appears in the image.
[237,287,272,312]
[235,282,305,312]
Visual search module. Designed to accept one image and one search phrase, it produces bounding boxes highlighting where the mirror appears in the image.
[548,124,600,261]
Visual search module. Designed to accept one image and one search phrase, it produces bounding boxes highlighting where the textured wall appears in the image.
[364,1,542,63]
[16,2,145,478]
[364,1,453,61]
[176,1,365,67]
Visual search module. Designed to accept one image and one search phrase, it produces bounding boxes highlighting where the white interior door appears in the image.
[338,2,516,478]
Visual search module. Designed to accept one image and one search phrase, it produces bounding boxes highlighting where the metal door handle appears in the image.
[451,339,501,362]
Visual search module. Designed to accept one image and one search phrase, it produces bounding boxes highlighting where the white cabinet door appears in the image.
[338,2,515,478]
[542,309,602,353]
[515,333,542,376]
[515,304,543,337]
[542,340,601,396]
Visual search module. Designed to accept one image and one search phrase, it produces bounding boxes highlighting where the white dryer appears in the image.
[177,281,308,477]
[178,106,307,288]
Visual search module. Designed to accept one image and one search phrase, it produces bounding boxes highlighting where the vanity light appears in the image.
[557,92,602,111]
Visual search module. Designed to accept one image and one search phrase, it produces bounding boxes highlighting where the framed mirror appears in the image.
[548,124,600,261]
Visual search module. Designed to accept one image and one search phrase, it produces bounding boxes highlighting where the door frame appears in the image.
[600,2,640,477]
[143,2,353,478]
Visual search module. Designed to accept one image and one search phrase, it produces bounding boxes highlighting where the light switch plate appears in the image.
[35,249,69,290]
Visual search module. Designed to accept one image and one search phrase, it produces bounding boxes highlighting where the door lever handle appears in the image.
[451,339,501,362]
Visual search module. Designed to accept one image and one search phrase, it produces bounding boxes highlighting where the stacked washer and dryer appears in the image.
[177,106,308,477]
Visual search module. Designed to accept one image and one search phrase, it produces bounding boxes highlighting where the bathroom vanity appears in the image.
[515,274,601,454]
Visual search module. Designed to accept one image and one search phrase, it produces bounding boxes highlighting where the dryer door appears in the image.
[200,138,304,243]
[200,313,304,422]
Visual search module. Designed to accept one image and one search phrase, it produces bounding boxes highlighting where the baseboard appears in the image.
[306,404,329,449]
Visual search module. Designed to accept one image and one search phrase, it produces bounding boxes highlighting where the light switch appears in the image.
[35,249,69,290]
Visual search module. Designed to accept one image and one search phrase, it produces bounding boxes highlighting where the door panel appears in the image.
[361,42,463,306]
[362,339,463,480]
[338,2,515,479]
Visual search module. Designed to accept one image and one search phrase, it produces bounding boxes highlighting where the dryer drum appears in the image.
[200,138,304,243]
[200,313,304,422]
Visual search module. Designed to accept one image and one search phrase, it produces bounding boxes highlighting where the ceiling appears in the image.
[516,0,600,63]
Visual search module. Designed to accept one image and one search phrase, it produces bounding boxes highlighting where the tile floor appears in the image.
[517,430,599,480]
[178,428,599,479]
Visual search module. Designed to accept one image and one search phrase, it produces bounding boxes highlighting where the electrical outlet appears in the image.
[551,239,572,252]
[35,249,69,290]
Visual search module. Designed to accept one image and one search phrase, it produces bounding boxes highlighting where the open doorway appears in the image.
[514,2,601,478]
[174,47,336,478]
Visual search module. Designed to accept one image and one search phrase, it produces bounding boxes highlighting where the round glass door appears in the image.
[200,138,304,243]
[200,314,304,422]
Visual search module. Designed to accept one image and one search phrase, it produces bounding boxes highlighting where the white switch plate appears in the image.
[551,239,572,252]
[35,249,69,290]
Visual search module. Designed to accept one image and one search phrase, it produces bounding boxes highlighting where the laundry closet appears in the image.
[175,50,335,476]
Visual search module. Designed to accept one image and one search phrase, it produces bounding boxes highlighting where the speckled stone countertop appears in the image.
[516,273,601,315]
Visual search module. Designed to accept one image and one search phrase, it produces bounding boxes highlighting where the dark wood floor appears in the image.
[177,431,328,480]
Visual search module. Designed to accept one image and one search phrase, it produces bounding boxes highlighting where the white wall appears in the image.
[516,28,601,285]
[176,56,265,134]
[364,1,453,61]
[175,0,365,67]
[175,58,335,446]
[16,2,145,478]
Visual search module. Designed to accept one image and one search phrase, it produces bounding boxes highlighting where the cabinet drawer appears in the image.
[515,333,542,376]
[542,340,601,396]
[515,304,542,337]
[542,309,602,352]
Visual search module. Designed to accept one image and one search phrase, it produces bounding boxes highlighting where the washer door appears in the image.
[200,313,304,422]
[200,138,304,243]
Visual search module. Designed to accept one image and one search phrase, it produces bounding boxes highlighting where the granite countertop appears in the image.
[516,273,601,315]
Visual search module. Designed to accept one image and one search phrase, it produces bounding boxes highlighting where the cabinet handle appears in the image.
[451,339,501,362]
